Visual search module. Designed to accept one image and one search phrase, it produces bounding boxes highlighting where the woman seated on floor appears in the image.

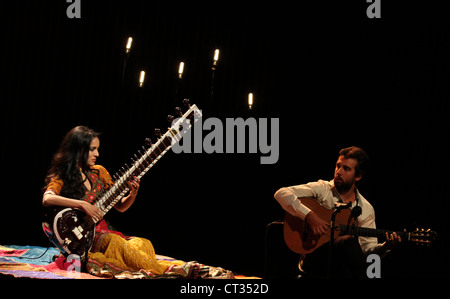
[42,126,182,276]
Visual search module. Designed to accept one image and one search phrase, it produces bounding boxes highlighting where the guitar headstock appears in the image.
[409,228,438,246]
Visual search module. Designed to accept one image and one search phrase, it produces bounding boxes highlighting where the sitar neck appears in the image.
[94,104,201,216]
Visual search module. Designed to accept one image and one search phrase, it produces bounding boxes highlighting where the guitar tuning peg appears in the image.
[154,128,161,138]
[167,115,174,123]
[183,98,191,107]
[175,107,182,117]
[145,138,152,147]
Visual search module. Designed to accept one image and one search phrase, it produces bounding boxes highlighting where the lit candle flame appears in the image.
[178,62,185,78]
[212,49,220,69]
[126,37,133,53]
[139,70,145,87]
[248,93,254,110]
[214,49,220,63]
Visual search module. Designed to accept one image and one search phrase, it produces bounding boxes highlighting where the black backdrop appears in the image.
[1,1,449,279]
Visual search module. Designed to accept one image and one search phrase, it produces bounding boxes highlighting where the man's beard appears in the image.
[334,177,353,194]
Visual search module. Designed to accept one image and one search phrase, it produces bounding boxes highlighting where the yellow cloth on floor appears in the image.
[89,233,182,274]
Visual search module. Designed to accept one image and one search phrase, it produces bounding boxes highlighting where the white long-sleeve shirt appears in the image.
[274,179,388,256]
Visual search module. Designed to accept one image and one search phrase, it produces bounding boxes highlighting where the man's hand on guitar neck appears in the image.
[305,211,329,239]
[382,232,402,250]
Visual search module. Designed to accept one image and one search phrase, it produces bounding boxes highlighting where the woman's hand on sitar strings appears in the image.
[113,176,141,213]
[127,176,140,200]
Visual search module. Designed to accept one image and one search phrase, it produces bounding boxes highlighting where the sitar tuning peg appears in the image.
[183,98,191,107]
[167,115,174,123]
[120,167,126,176]
[154,128,161,138]
[144,138,152,147]
[175,107,182,117]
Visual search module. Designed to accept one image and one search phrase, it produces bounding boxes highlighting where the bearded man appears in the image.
[274,146,401,278]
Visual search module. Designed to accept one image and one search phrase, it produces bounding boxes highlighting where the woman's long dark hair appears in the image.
[44,126,101,199]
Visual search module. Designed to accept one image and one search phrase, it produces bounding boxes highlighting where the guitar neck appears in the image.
[95,104,201,215]
[283,198,437,254]
[340,225,408,241]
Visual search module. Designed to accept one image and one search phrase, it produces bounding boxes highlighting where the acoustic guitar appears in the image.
[42,100,201,262]
[283,198,437,254]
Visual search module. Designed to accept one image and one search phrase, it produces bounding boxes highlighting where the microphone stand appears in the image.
[327,202,351,279]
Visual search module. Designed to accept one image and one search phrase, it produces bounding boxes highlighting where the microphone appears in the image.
[351,206,362,218]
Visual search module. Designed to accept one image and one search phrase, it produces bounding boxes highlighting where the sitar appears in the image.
[284,198,437,254]
[42,101,201,262]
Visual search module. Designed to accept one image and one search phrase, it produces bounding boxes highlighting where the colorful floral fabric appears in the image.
[45,165,113,203]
